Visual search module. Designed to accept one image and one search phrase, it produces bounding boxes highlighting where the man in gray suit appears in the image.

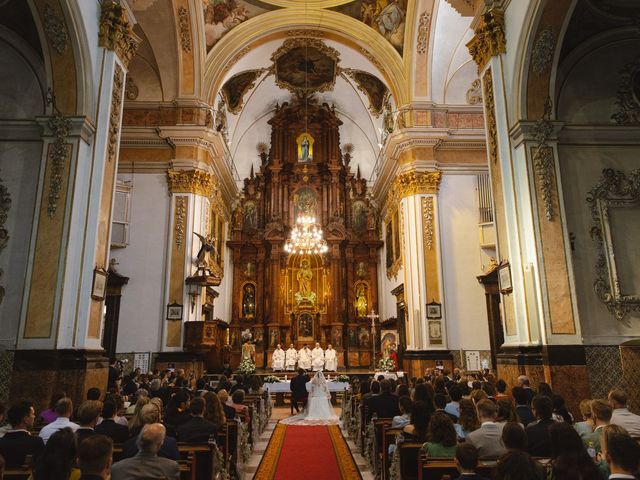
[111,423,180,480]
[465,399,506,459]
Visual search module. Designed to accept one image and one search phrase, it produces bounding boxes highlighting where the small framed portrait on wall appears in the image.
[91,268,108,300]
[167,303,183,320]
[426,301,442,319]
[498,262,513,294]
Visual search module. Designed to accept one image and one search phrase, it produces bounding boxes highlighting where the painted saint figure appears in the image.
[354,284,368,318]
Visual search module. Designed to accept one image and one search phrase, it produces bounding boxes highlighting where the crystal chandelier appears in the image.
[284,215,328,255]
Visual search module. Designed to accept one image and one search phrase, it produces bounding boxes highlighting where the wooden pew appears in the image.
[397,442,424,480]
[372,418,394,478]
[382,426,404,480]
[3,466,31,479]
[417,457,496,480]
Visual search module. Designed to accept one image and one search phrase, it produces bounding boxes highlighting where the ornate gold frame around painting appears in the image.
[587,168,640,322]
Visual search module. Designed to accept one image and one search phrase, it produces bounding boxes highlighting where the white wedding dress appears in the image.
[280,371,340,425]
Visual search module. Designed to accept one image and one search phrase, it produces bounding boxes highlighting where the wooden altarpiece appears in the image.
[227,99,383,369]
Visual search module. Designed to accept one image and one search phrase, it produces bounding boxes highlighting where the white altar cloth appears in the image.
[264,381,350,393]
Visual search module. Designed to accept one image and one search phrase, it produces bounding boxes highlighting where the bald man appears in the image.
[111,423,180,480]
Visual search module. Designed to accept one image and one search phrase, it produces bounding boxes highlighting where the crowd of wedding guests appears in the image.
[353,368,640,480]
[0,362,265,480]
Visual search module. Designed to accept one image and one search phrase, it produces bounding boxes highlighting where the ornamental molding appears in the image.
[358,47,386,75]
[46,115,72,218]
[108,65,125,163]
[482,68,498,165]
[125,75,138,100]
[385,170,442,214]
[531,25,555,76]
[0,167,10,305]
[532,98,556,221]
[177,6,192,53]
[466,79,482,105]
[167,169,218,197]
[174,196,186,248]
[222,46,251,73]
[99,1,141,67]
[287,29,325,37]
[466,9,506,73]
[416,11,431,55]
[587,168,640,322]
[43,4,68,54]
[611,55,640,125]
[422,196,434,251]
[341,69,388,117]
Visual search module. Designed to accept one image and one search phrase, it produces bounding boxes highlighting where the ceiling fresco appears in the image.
[330,0,407,55]
[203,0,278,52]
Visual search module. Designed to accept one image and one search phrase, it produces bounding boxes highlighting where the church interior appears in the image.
[1,0,640,477]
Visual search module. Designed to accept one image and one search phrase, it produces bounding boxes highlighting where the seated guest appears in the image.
[549,422,601,480]
[122,404,179,460]
[403,400,430,442]
[370,380,400,419]
[595,424,629,479]
[470,389,488,404]
[608,389,640,438]
[32,428,80,480]
[552,395,574,424]
[496,398,519,424]
[363,381,380,421]
[526,394,554,457]
[39,398,79,444]
[501,421,527,451]
[494,450,545,480]
[422,412,458,458]
[77,435,113,480]
[0,401,44,467]
[216,390,236,420]
[229,390,250,423]
[111,424,180,480]
[164,391,190,430]
[125,389,148,416]
[177,397,218,443]
[75,400,103,444]
[445,385,462,419]
[574,399,595,443]
[127,396,150,433]
[396,384,410,398]
[203,392,227,430]
[229,374,245,394]
[456,398,479,441]
[481,382,497,403]
[392,396,413,428]
[86,388,101,402]
[538,382,553,398]
[108,394,129,427]
[589,399,613,454]
[513,387,535,426]
[495,379,509,401]
[466,399,506,458]
[94,399,129,444]
[518,375,536,405]
[453,443,489,480]
[215,375,232,393]
[37,392,65,426]
[434,394,448,413]
[603,430,640,480]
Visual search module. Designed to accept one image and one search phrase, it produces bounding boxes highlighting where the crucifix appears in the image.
[367,309,380,370]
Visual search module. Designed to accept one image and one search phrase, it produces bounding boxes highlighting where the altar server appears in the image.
[298,345,312,371]
[272,344,285,371]
[324,344,337,371]
[285,344,298,371]
[311,343,325,372]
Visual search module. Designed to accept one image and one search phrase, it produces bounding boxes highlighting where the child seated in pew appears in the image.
[453,443,489,480]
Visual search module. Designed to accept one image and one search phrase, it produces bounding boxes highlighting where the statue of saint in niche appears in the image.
[354,283,368,318]
[297,133,314,162]
[352,201,367,232]
[242,283,256,318]
[243,201,257,230]
[295,258,316,305]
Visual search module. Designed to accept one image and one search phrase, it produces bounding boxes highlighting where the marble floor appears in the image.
[243,406,373,479]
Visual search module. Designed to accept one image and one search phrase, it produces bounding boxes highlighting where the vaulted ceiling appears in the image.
[125,0,480,184]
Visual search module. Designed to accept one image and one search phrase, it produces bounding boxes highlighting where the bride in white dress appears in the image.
[280,371,340,425]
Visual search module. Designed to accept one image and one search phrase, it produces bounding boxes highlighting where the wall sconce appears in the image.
[186,282,200,314]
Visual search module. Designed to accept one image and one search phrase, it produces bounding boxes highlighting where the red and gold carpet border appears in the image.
[328,424,362,480]
[254,423,288,480]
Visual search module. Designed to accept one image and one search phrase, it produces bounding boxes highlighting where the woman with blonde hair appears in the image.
[127,395,150,431]
[574,399,594,443]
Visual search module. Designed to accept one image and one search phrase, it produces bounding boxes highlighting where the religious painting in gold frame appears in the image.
[293,187,318,219]
[296,132,314,163]
[284,254,328,315]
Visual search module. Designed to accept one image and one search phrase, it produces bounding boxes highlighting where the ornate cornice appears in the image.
[99,1,141,67]
[466,9,506,73]
[385,170,442,217]
[167,169,218,198]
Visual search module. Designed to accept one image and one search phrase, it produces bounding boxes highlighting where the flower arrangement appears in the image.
[332,374,350,383]
[263,375,281,383]
[236,357,256,376]
[378,356,395,372]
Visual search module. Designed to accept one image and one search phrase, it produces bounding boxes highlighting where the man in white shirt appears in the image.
[39,397,79,444]
[605,431,640,479]
[285,344,298,371]
[272,344,285,371]
[608,389,640,438]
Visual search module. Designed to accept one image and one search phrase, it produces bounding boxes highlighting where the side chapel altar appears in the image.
[227,97,383,370]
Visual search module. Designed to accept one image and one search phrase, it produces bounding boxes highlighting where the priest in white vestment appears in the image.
[271,344,285,371]
[311,343,325,371]
[324,344,337,371]
[285,344,298,371]
[298,345,312,371]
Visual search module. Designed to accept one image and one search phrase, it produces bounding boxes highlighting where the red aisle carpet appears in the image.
[254,423,362,480]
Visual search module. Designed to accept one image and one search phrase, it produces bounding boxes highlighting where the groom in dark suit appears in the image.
[290,368,309,413]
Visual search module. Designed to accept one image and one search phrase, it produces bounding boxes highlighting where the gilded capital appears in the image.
[167,169,218,197]
[99,1,141,67]
[385,170,442,217]
[466,9,506,73]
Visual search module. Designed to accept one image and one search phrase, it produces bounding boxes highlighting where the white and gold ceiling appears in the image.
[125,0,480,183]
